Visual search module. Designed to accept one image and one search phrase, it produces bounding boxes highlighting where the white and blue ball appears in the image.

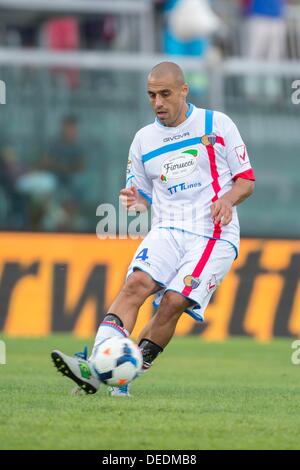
[91,336,143,387]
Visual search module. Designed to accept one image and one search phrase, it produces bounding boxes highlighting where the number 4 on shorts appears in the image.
[136,248,149,262]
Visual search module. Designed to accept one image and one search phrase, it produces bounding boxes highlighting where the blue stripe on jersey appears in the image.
[142,108,214,164]
[126,175,134,186]
[185,103,194,118]
[142,137,201,163]
[205,109,214,134]
[138,189,152,204]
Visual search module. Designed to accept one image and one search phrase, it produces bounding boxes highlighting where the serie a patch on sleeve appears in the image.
[235,145,249,166]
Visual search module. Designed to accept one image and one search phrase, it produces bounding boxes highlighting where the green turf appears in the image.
[0,334,299,450]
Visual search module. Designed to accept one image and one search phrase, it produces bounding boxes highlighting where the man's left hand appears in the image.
[211,198,233,226]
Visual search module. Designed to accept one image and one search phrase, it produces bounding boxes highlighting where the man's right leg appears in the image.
[90,269,161,358]
[51,269,160,394]
[52,227,178,394]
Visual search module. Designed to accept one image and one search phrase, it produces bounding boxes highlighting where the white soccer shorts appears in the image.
[126,227,237,322]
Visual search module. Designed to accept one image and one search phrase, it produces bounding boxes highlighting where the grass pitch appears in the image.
[0,335,299,450]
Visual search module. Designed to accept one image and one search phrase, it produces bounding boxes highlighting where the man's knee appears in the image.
[123,269,159,301]
[159,291,191,319]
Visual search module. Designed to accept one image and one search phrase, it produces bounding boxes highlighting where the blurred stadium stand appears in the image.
[0,0,299,236]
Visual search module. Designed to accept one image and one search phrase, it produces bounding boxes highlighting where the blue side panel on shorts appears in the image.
[152,286,204,323]
[184,306,204,322]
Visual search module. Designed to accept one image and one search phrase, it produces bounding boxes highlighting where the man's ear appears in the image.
[182,83,189,98]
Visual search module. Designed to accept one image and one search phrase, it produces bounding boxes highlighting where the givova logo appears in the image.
[0,340,6,364]
[0,80,6,104]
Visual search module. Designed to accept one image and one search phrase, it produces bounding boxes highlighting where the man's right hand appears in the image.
[119,187,149,212]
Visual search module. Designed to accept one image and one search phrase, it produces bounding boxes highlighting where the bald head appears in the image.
[147,62,189,127]
[148,62,186,87]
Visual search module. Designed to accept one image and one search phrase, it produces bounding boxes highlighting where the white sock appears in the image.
[90,321,129,360]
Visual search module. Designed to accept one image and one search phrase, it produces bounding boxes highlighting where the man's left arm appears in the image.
[211,117,256,226]
[211,177,255,226]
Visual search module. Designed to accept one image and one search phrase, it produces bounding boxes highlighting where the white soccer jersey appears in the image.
[126,104,255,253]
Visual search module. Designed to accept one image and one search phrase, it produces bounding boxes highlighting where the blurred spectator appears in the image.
[4,13,40,48]
[159,0,222,55]
[41,116,85,192]
[81,15,117,50]
[162,0,212,56]
[43,17,80,88]
[6,24,38,48]
[242,0,287,99]
[242,0,287,59]
[160,0,222,96]
[0,144,28,228]
[39,116,87,231]
[16,171,58,231]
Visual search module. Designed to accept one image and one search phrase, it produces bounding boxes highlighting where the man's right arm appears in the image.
[119,186,150,212]
[120,136,153,212]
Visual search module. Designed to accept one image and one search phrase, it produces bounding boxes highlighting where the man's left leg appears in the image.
[137,291,192,372]
[137,238,236,373]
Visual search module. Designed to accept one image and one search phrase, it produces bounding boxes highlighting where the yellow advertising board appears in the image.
[0,233,299,341]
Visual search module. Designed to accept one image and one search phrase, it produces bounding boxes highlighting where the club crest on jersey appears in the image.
[184,275,201,289]
[201,134,217,146]
[160,149,198,184]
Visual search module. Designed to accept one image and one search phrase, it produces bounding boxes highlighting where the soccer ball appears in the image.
[91,336,143,387]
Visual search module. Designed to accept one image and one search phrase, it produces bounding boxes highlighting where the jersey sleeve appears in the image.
[224,118,256,182]
[126,135,153,204]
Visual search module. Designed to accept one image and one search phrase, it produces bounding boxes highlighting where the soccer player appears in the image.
[51,62,255,396]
